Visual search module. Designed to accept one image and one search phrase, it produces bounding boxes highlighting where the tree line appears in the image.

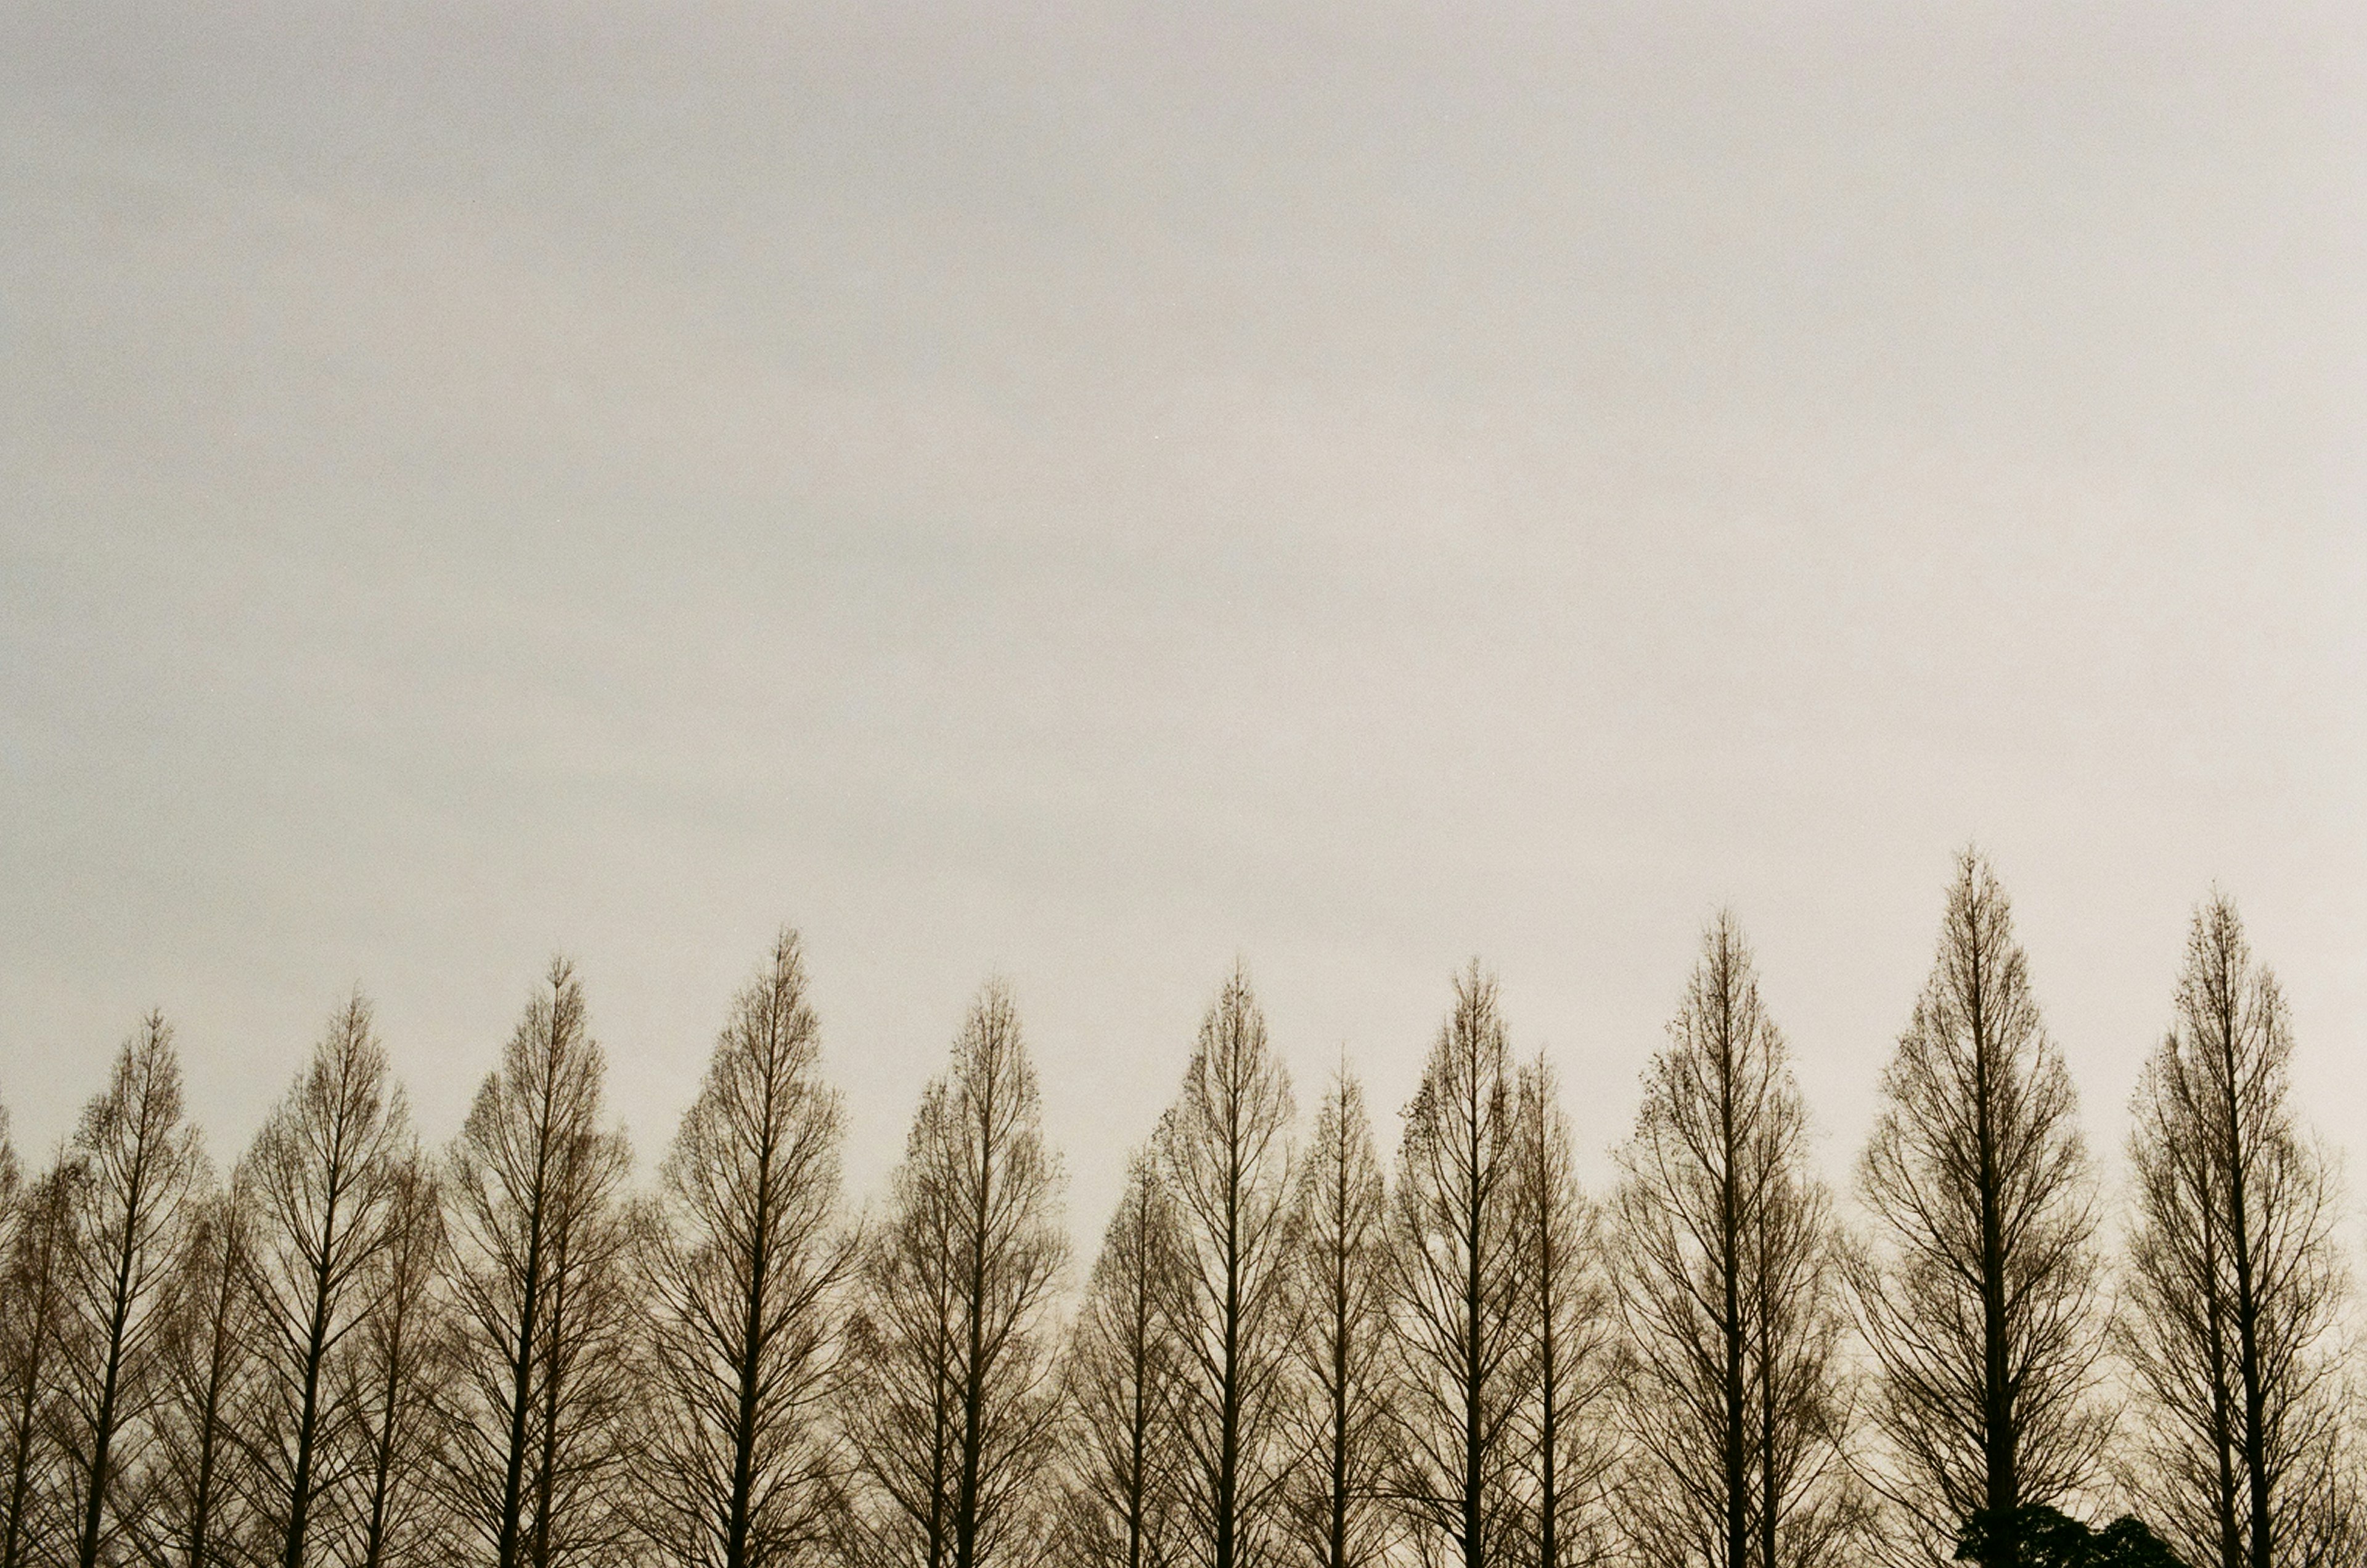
[0,851,2357,1568]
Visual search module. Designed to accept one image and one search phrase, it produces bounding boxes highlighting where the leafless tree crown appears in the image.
[59,1015,209,1568]
[2119,894,2359,1568]
[240,992,416,1568]
[1278,1064,1396,1568]
[1154,967,1297,1568]
[1052,1149,1185,1568]
[644,929,857,1568]
[846,980,1068,1568]
[1391,963,1526,1568]
[442,958,639,1568]
[1846,852,2107,1567]
[1614,913,1857,1568]
[1510,1054,1618,1568]
[2,876,2362,1568]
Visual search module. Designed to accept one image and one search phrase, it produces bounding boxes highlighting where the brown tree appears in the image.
[644,931,857,1568]
[1614,915,1854,1568]
[843,1079,961,1568]
[59,1015,209,1568]
[1,1164,83,1568]
[242,993,415,1568]
[339,1152,449,1568]
[1390,964,1526,1568]
[1278,1066,1395,1568]
[1510,1056,1616,1568]
[1846,852,2107,1568]
[131,1190,255,1568]
[846,982,1068,1568]
[1740,1132,1859,1568]
[2120,894,2359,1568]
[443,959,639,1568]
[1156,968,1298,1568]
[524,1137,641,1568]
[0,1108,16,1224]
[1051,1151,1185,1568]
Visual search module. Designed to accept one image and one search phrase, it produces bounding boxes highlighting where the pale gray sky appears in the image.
[3,0,2361,1238]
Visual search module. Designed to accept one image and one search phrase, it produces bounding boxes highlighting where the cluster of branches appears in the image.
[2,854,2359,1568]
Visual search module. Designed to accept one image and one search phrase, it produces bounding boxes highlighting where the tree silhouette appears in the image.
[1155,968,1296,1568]
[1278,1066,1396,1568]
[2120,895,2360,1567]
[846,982,1068,1568]
[1615,915,1856,1568]
[1052,1151,1185,1568]
[643,931,856,1568]
[1391,964,1526,1568]
[1847,854,2107,1566]
[443,960,639,1568]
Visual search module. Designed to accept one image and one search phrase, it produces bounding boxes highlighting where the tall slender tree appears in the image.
[523,1122,641,1568]
[0,1111,43,1568]
[644,931,857,1568]
[443,958,638,1568]
[1278,1067,1394,1568]
[1156,968,1298,1568]
[844,1074,962,1568]
[131,1190,254,1568]
[1510,1056,1616,1568]
[1614,915,1854,1568]
[846,982,1068,1568]
[243,993,415,1568]
[1846,852,2107,1568]
[59,1015,208,1568]
[340,1151,449,1568]
[2120,894,2359,1568]
[0,1108,17,1227]
[1,1163,83,1568]
[1742,1127,1859,1568]
[1391,964,1526,1568]
[1052,1151,1185,1568]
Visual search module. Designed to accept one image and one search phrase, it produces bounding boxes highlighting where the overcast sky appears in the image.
[3,0,2361,1240]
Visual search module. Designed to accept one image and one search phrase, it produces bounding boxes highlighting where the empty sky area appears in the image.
[2,0,2362,1236]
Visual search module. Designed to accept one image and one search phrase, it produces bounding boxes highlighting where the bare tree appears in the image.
[339,1152,449,1568]
[1,1163,83,1568]
[846,982,1069,1568]
[643,931,857,1568]
[59,1015,209,1568]
[1156,968,1298,1568]
[524,1132,641,1568]
[131,1190,255,1568]
[242,993,415,1568]
[1846,852,2107,1568]
[0,1108,17,1225]
[1390,964,1526,1568]
[1510,1056,1616,1568]
[2119,894,2359,1568]
[1614,914,1854,1568]
[1051,1151,1185,1568]
[1742,1133,1860,1568]
[1279,1066,1395,1568]
[843,1076,961,1568]
[443,958,639,1568]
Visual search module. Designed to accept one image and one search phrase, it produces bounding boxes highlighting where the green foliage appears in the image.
[1954,1505,2187,1568]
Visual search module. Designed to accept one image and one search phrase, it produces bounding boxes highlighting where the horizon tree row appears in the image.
[0,851,2357,1568]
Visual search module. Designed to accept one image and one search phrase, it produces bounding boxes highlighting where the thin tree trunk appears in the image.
[2213,989,2272,1568]
[279,1187,341,1568]
[1721,968,1747,1568]
[76,1224,141,1568]
[493,1138,550,1568]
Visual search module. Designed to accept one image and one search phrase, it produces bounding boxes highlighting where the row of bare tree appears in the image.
[0,852,2355,1568]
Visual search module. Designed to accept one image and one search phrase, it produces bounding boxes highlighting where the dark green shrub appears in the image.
[1955,1505,2186,1568]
